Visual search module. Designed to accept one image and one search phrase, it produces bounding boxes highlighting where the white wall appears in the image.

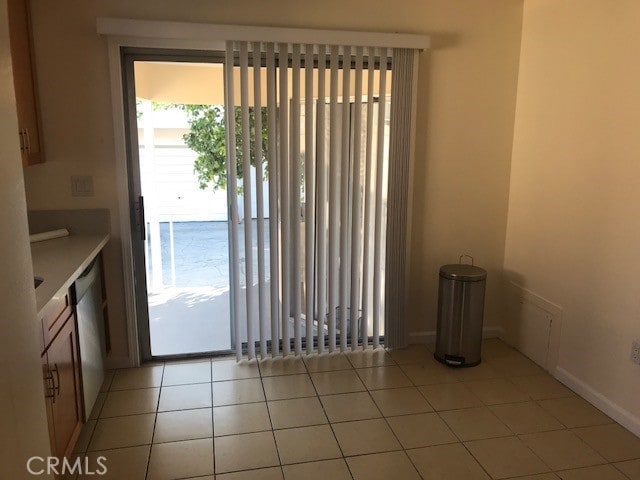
[138,107,270,222]
[505,0,640,430]
[0,2,53,477]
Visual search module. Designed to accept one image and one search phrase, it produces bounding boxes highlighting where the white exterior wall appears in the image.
[138,106,269,223]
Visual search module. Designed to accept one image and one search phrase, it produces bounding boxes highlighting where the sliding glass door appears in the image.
[122,45,396,362]
[122,51,239,360]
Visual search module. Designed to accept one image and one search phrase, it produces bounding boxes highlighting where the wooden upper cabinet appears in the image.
[7,0,44,166]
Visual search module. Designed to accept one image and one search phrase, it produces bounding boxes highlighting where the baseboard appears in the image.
[482,326,505,339]
[554,366,640,437]
[408,330,435,344]
[409,326,505,344]
[105,355,134,370]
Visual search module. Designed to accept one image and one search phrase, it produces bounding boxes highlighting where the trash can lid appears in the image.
[440,264,487,281]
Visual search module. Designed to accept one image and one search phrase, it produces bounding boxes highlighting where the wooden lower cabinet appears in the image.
[42,313,83,460]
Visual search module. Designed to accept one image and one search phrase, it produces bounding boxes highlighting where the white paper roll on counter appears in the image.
[30,228,70,243]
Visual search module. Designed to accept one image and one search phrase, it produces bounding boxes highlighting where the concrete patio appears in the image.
[147,220,271,356]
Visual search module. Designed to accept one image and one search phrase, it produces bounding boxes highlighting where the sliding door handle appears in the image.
[138,196,146,241]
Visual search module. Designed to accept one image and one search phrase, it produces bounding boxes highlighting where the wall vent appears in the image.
[507,282,563,371]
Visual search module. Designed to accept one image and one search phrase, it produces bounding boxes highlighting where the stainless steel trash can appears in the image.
[435,256,487,367]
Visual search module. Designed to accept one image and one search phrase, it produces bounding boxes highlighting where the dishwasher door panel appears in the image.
[76,275,105,420]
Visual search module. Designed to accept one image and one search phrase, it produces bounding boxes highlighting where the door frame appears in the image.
[102,21,425,367]
[105,26,234,368]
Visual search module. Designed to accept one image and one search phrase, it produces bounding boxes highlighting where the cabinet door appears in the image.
[7,0,44,165]
[47,316,82,458]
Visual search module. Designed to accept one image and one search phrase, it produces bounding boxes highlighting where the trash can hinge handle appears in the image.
[459,254,474,266]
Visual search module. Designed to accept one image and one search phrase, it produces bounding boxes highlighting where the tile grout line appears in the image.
[424,361,556,479]
[434,355,616,477]
[380,348,530,479]
[613,461,635,480]
[98,342,635,479]
[322,347,444,478]
[78,369,115,471]
[144,362,165,480]
[304,352,357,480]
[284,355,349,468]
[256,356,286,479]
[363,349,430,480]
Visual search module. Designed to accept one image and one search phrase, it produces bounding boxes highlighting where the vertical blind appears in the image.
[224,41,415,359]
[384,48,416,350]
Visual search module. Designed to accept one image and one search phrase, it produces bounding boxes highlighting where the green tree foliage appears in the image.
[179,104,268,191]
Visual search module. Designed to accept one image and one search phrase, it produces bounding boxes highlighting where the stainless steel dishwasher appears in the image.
[72,258,106,420]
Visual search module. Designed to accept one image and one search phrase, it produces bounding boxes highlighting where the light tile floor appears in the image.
[71,339,640,480]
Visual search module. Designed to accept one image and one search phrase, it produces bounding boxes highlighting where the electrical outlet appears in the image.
[631,340,640,365]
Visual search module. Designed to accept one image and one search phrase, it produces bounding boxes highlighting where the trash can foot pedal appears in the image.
[434,353,482,368]
[444,354,465,366]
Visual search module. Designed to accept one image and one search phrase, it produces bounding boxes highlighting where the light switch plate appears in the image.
[71,176,94,197]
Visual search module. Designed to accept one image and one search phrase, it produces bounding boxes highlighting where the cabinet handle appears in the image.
[51,363,60,397]
[44,369,55,403]
[18,129,25,152]
[24,129,31,153]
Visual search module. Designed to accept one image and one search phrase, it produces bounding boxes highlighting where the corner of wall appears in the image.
[0,2,53,475]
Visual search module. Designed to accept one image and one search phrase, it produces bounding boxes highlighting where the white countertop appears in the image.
[31,234,110,317]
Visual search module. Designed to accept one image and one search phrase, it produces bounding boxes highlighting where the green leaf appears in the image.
[173,104,269,191]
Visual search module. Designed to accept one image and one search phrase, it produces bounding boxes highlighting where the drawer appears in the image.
[41,291,73,350]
